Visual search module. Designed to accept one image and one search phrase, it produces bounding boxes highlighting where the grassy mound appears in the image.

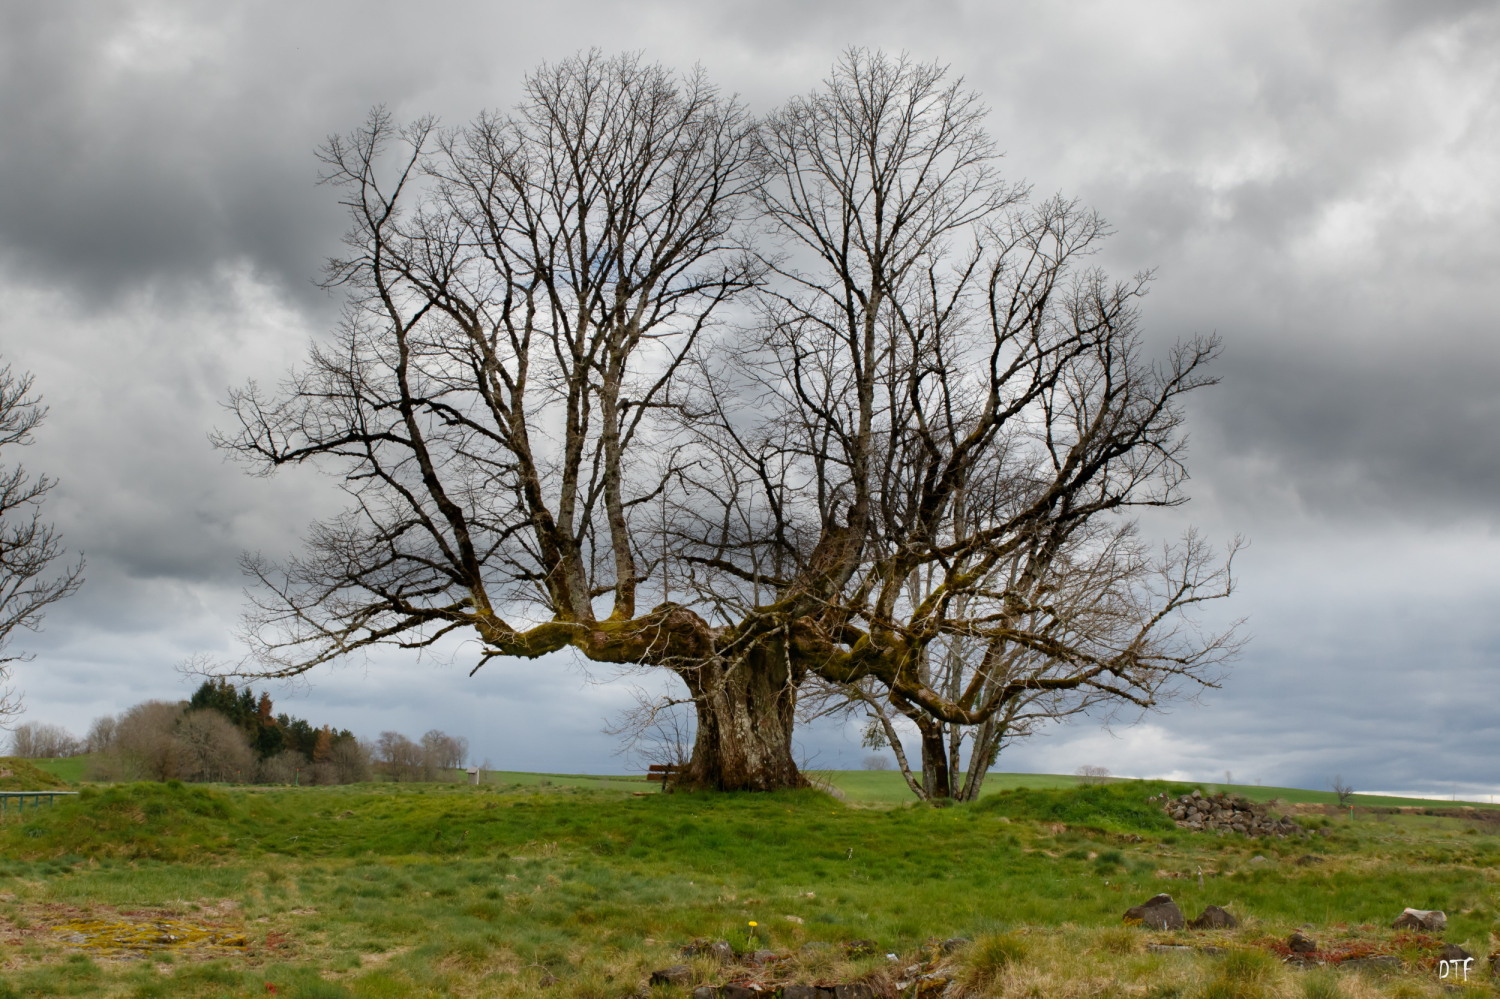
[0,756,71,790]
[0,780,242,861]
[973,778,1187,832]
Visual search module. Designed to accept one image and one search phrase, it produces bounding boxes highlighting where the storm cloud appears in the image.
[2,0,1497,796]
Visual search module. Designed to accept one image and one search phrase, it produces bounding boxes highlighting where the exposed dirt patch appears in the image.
[1,901,254,962]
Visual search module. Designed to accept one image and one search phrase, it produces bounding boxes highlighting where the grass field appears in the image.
[26,757,1493,811]
[2,765,1498,997]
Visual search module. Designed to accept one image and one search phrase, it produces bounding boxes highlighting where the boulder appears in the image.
[1124,894,1185,930]
[1439,943,1472,961]
[782,988,828,999]
[650,965,693,986]
[1189,905,1238,929]
[682,939,736,963]
[1391,908,1447,933]
[834,986,876,999]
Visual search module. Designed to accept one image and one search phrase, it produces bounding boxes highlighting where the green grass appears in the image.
[26,755,90,783]
[23,755,1491,811]
[0,773,1496,997]
[0,756,72,790]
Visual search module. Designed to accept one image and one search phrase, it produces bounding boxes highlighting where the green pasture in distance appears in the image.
[26,755,89,783]
[813,771,1496,810]
[18,756,1496,811]
[477,770,656,794]
[813,769,1081,805]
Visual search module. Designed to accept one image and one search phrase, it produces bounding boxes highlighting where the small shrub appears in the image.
[1200,948,1280,999]
[961,931,1031,992]
[1095,925,1140,955]
[1300,970,1343,999]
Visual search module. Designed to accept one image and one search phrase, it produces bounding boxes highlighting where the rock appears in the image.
[746,949,779,966]
[835,986,875,999]
[910,973,952,997]
[782,988,828,999]
[1392,908,1447,933]
[1288,931,1317,954]
[1439,944,1472,961]
[650,965,694,986]
[691,988,719,999]
[1249,855,1268,864]
[1189,905,1238,929]
[1158,790,1305,837]
[1124,893,1185,930]
[939,936,971,954]
[720,986,762,999]
[1295,854,1325,866]
[681,939,736,963]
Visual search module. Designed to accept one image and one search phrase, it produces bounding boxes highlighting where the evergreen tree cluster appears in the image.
[187,679,359,765]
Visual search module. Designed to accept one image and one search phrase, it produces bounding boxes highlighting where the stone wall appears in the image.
[1152,790,1303,837]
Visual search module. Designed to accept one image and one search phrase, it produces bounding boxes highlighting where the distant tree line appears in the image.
[5,681,473,786]
[6,720,81,758]
[76,680,372,784]
[372,730,470,782]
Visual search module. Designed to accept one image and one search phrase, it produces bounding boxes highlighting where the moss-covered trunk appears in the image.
[678,649,805,792]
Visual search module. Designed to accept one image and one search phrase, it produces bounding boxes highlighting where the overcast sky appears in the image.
[2,0,1496,798]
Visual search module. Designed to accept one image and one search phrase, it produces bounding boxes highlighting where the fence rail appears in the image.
[0,791,78,818]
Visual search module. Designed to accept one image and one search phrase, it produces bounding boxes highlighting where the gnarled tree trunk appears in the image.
[678,648,805,791]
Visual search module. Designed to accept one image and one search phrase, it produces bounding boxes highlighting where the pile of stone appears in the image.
[1152,790,1303,837]
[1123,894,1239,931]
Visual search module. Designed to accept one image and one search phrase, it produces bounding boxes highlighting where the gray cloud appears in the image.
[2,0,1498,798]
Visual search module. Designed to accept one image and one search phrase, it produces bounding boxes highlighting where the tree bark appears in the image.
[917,719,953,800]
[678,648,805,791]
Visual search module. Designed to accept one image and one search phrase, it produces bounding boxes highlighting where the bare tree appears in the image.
[420,729,469,774]
[174,709,256,783]
[606,689,695,771]
[324,737,372,784]
[1332,775,1356,807]
[677,51,1240,790]
[805,523,1233,801]
[258,749,308,785]
[84,714,118,754]
[219,51,1239,791]
[374,731,424,782]
[1075,765,1112,785]
[219,52,779,788]
[0,363,84,722]
[7,720,80,758]
[97,700,185,781]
